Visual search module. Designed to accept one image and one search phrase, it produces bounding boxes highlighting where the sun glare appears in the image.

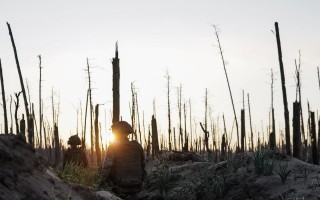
[106,133,115,143]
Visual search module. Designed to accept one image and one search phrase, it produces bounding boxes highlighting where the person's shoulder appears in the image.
[130,140,143,148]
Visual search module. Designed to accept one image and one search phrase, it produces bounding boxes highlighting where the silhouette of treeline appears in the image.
[1,22,320,167]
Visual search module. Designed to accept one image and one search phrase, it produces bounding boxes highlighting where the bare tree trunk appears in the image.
[166,71,172,151]
[268,69,276,150]
[0,59,8,134]
[292,101,301,159]
[241,109,245,152]
[83,89,89,150]
[38,55,43,148]
[310,111,318,165]
[10,95,13,134]
[177,85,183,151]
[189,99,193,151]
[112,42,120,124]
[7,22,32,145]
[183,102,188,152]
[213,25,239,152]
[14,92,22,135]
[247,94,254,151]
[151,115,159,157]
[95,104,101,165]
[136,94,142,144]
[130,82,137,140]
[275,22,291,155]
[86,58,94,163]
[54,123,60,165]
[20,114,25,137]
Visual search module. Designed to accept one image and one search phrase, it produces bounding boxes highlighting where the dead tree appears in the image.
[166,71,172,151]
[0,59,8,134]
[53,123,60,165]
[247,93,254,151]
[292,101,301,159]
[310,111,318,165]
[177,85,183,151]
[183,102,188,152]
[136,93,142,144]
[130,82,137,140]
[14,92,22,134]
[146,125,151,157]
[112,42,120,124]
[241,91,245,152]
[275,22,291,155]
[189,99,193,151]
[200,89,210,155]
[20,114,25,137]
[151,115,159,157]
[7,22,32,145]
[269,69,276,150]
[86,58,94,162]
[213,25,239,152]
[94,104,101,165]
[38,55,43,148]
[10,95,13,133]
[83,89,89,150]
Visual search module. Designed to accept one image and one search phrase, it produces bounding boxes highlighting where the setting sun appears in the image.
[106,133,115,143]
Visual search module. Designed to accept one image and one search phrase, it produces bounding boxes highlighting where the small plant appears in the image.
[296,165,310,181]
[253,148,275,175]
[278,162,291,184]
[148,164,177,196]
[56,162,99,188]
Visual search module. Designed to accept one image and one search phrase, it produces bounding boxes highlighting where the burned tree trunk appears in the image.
[83,89,89,150]
[38,55,43,149]
[166,71,172,151]
[275,22,291,155]
[247,93,254,151]
[0,59,8,134]
[269,69,276,150]
[183,102,188,152]
[241,109,245,152]
[20,114,26,137]
[112,42,120,124]
[310,111,318,165]
[86,58,94,162]
[177,85,183,151]
[292,101,301,159]
[14,92,22,135]
[151,115,159,157]
[94,104,101,165]
[54,123,60,165]
[213,25,239,152]
[7,22,32,145]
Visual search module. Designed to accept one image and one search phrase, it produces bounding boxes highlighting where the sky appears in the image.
[1,0,320,148]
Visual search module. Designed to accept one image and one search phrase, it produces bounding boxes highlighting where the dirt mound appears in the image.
[0,134,119,200]
[139,150,320,200]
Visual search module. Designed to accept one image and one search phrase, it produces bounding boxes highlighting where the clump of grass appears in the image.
[278,162,291,184]
[146,164,178,196]
[180,170,231,200]
[296,165,310,181]
[56,162,99,188]
[253,148,275,176]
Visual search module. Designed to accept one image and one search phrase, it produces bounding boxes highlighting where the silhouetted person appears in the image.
[98,121,146,199]
[62,135,88,168]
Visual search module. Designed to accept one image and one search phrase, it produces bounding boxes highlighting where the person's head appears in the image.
[67,135,81,148]
[111,121,133,141]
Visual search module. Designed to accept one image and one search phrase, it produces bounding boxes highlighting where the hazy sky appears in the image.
[1,1,320,147]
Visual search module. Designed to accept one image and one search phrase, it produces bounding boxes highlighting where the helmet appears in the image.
[67,135,81,145]
[112,121,133,135]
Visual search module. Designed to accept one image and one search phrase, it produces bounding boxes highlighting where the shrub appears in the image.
[278,162,291,184]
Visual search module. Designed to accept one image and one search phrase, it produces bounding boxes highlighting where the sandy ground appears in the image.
[0,134,118,200]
